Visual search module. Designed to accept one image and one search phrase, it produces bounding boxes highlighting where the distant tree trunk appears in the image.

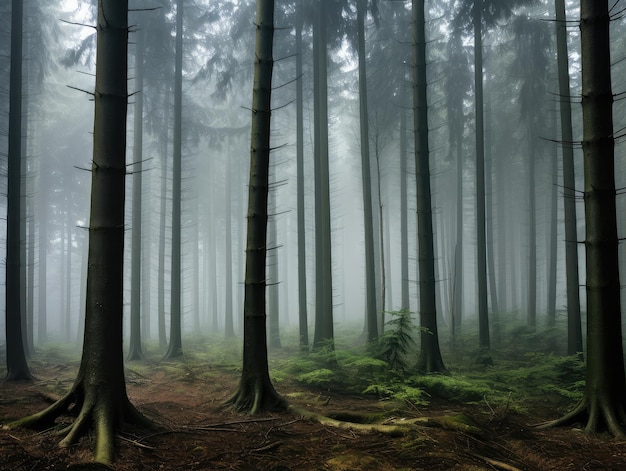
[225,0,287,414]
[224,156,235,338]
[546,112,558,328]
[412,0,446,373]
[65,207,73,341]
[192,198,200,332]
[295,0,309,349]
[473,3,490,352]
[555,0,582,355]
[268,181,281,349]
[485,91,500,344]
[526,113,537,329]
[27,179,35,351]
[5,0,31,380]
[165,0,184,359]
[542,0,626,437]
[454,111,463,337]
[157,130,168,348]
[312,3,334,349]
[399,88,410,311]
[37,169,48,345]
[357,0,378,343]
[207,158,219,333]
[7,2,154,462]
[128,26,144,361]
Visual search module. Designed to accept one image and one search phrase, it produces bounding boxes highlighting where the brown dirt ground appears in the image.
[1,359,626,471]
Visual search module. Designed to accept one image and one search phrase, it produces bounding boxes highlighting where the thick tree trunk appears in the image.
[225,0,286,414]
[555,0,582,355]
[357,0,378,342]
[295,1,309,349]
[542,0,626,437]
[128,26,144,361]
[165,0,184,359]
[8,2,154,463]
[6,0,31,380]
[412,0,446,373]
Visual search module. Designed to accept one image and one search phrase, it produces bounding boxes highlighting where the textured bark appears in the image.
[7,2,154,463]
[555,0,582,354]
[165,0,184,359]
[412,0,446,374]
[6,0,31,381]
[542,0,626,437]
[225,0,286,414]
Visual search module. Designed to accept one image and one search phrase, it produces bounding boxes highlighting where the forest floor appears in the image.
[1,345,626,471]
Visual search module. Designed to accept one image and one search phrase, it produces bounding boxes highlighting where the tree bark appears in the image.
[541,0,626,437]
[412,0,446,373]
[6,0,32,380]
[225,0,286,414]
[7,2,154,462]
[165,0,184,359]
[555,0,582,354]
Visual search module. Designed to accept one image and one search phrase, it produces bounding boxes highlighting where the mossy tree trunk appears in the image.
[6,1,154,464]
[542,0,626,437]
[412,0,446,373]
[225,0,286,414]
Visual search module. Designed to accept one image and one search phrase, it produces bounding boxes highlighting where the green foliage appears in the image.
[375,309,417,372]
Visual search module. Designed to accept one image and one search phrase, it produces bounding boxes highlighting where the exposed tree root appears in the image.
[3,382,157,465]
[224,380,288,415]
[537,396,626,438]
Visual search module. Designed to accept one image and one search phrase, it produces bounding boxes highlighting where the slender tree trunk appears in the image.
[157,131,168,348]
[555,0,582,355]
[65,207,73,341]
[312,3,334,349]
[37,168,48,345]
[128,26,144,360]
[357,0,378,342]
[225,0,286,414]
[224,156,235,338]
[473,4,490,352]
[543,0,626,437]
[165,0,184,359]
[454,112,463,336]
[295,1,309,349]
[6,0,31,380]
[526,114,537,329]
[400,87,410,311]
[413,0,446,373]
[546,112,558,328]
[7,3,154,462]
[268,179,280,348]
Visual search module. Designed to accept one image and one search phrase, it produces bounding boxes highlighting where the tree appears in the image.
[225,0,287,414]
[412,0,446,373]
[6,1,154,463]
[541,0,626,437]
[554,0,582,355]
[128,25,145,361]
[5,0,32,381]
[165,0,184,359]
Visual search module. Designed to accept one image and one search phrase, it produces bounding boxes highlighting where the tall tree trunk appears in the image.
[295,0,309,349]
[128,26,144,360]
[454,110,463,337]
[65,206,73,341]
[37,166,48,345]
[157,130,168,348]
[7,3,154,462]
[473,3,490,352]
[555,0,582,355]
[267,180,280,348]
[526,114,537,329]
[225,0,286,414]
[165,0,184,359]
[312,2,334,349]
[5,0,31,380]
[357,0,378,342]
[413,0,446,373]
[399,86,410,311]
[546,112,558,328]
[542,0,626,437]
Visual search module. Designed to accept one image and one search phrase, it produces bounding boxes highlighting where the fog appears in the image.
[1,0,626,352]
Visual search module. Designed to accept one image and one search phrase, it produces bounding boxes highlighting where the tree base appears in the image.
[538,395,626,438]
[224,378,288,415]
[4,380,157,465]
